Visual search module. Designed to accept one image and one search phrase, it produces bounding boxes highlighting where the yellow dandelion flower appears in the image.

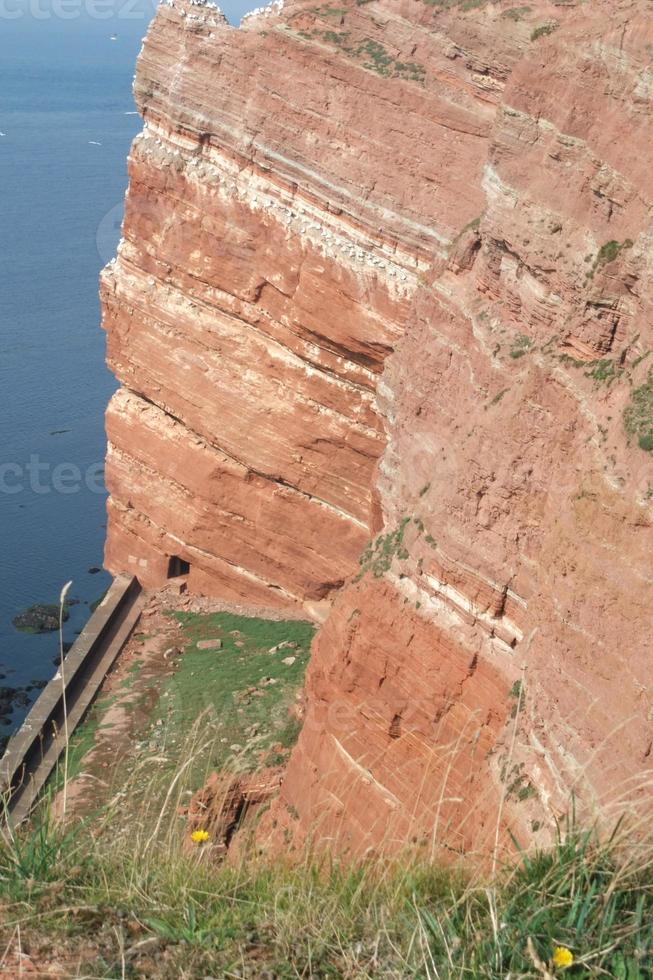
[552,946,574,970]
[190,829,210,844]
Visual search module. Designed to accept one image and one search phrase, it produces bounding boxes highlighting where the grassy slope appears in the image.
[0,817,650,977]
[52,610,314,823]
[157,610,314,777]
[1,612,651,977]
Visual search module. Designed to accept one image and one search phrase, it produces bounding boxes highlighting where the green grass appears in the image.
[558,352,586,368]
[155,611,314,771]
[5,615,651,976]
[584,358,621,385]
[510,334,534,360]
[531,22,557,41]
[588,239,634,278]
[596,239,632,267]
[502,5,531,20]
[0,809,650,978]
[356,517,411,579]
[312,4,348,15]
[639,434,653,452]
[422,0,488,9]
[489,387,509,407]
[46,693,118,794]
[624,372,653,453]
[309,30,426,83]
[357,39,425,81]
[40,610,316,839]
[321,28,350,45]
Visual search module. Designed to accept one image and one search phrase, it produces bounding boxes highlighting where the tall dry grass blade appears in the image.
[147,735,216,848]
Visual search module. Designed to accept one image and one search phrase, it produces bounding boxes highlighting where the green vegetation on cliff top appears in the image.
[0,806,650,978]
[1,613,651,977]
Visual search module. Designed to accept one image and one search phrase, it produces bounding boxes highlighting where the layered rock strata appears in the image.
[104,0,653,856]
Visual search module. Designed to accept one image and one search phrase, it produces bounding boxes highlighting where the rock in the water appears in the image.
[12,604,69,634]
[28,679,48,691]
[0,685,31,721]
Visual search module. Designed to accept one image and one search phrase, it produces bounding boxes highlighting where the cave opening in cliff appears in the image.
[167,555,190,578]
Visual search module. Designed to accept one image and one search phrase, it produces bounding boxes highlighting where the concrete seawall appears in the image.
[0,574,144,824]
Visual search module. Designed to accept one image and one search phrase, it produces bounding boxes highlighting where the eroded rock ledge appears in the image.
[103,0,653,856]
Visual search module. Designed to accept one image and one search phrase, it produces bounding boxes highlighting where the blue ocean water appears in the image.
[0,1,256,742]
[0,14,151,740]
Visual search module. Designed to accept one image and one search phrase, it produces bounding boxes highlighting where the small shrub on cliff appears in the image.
[352,39,426,82]
[314,27,427,84]
[585,358,620,385]
[394,60,426,82]
[597,240,623,265]
[639,434,653,452]
[313,4,348,16]
[509,334,533,359]
[322,29,350,46]
[502,6,531,21]
[531,22,558,41]
[358,38,393,74]
[423,0,487,8]
[624,372,653,453]
[589,238,634,278]
[357,517,411,578]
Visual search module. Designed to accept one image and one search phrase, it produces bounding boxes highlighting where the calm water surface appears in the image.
[0,1,254,743]
[0,14,147,740]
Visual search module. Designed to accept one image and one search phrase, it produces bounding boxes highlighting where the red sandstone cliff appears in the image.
[103,0,653,856]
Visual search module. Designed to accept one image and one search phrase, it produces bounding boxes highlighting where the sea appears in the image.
[0,0,254,745]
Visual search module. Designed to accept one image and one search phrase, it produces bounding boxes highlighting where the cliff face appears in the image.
[103,0,653,856]
[102,0,525,605]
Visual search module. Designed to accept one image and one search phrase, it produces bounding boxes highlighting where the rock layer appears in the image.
[104,0,653,856]
[102,0,526,602]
